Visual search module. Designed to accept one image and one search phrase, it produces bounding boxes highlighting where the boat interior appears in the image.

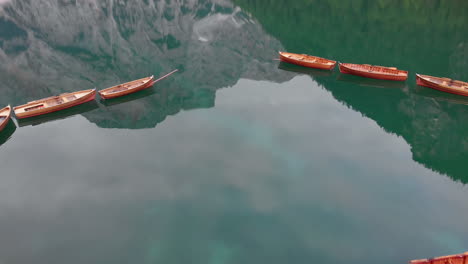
[106,81,147,94]
[348,64,405,75]
[16,90,91,114]
[0,107,10,120]
[102,77,152,95]
[282,53,334,64]
[423,75,468,89]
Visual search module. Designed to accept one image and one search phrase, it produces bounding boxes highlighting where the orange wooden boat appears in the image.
[0,105,12,132]
[14,89,96,119]
[410,252,468,264]
[99,69,178,99]
[416,74,468,97]
[339,63,408,81]
[279,52,336,70]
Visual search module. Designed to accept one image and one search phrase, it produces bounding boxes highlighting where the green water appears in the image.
[0,1,467,263]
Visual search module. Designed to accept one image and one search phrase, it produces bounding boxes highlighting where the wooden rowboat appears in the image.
[410,252,468,264]
[14,89,96,119]
[99,76,154,99]
[339,63,408,81]
[416,74,468,97]
[0,105,12,132]
[279,52,336,70]
[99,69,178,99]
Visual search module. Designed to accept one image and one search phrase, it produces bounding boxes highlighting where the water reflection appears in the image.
[89,84,217,129]
[99,87,158,107]
[0,77,467,264]
[0,0,288,128]
[413,86,468,106]
[0,120,16,147]
[236,0,468,184]
[0,1,467,264]
[0,1,464,184]
[278,61,334,77]
[337,74,407,89]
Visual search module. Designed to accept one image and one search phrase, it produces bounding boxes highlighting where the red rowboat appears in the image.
[279,52,336,70]
[14,89,96,119]
[339,63,408,81]
[99,69,178,99]
[416,74,468,97]
[410,252,468,264]
[0,105,12,132]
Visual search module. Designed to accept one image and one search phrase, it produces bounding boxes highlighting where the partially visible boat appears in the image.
[0,121,16,148]
[416,74,468,97]
[410,252,468,264]
[279,52,336,70]
[339,63,408,81]
[0,105,12,132]
[14,89,96,119]
[99,69,178,99]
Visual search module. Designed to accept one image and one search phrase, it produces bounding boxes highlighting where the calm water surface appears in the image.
[0,1,467,263]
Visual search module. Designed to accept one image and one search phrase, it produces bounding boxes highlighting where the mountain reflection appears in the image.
[278,62,334,77]
[235,0,468,183]
[1,1,468,264]
[0,0,290,129]
[336,74,407,89]
[0,0,467,183]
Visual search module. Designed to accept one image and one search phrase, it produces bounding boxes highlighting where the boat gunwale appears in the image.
[0,105,12,131]
[410,251,468,264]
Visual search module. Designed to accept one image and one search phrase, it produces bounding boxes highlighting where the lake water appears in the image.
[0,1,467,263]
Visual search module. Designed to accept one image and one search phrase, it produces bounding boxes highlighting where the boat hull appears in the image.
[410,252,468,264]
[0,106,12,132]
[99,76,154,99]
[14,89,96,119]
[416,74,468,97]
[279,52,336,70]
[339,63,408,81]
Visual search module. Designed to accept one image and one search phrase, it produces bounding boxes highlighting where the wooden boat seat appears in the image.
[24,104,45,112]
[65,94,76,101]
[47,98,64,106]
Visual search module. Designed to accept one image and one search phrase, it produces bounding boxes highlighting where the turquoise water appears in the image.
[0,1,467,263]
